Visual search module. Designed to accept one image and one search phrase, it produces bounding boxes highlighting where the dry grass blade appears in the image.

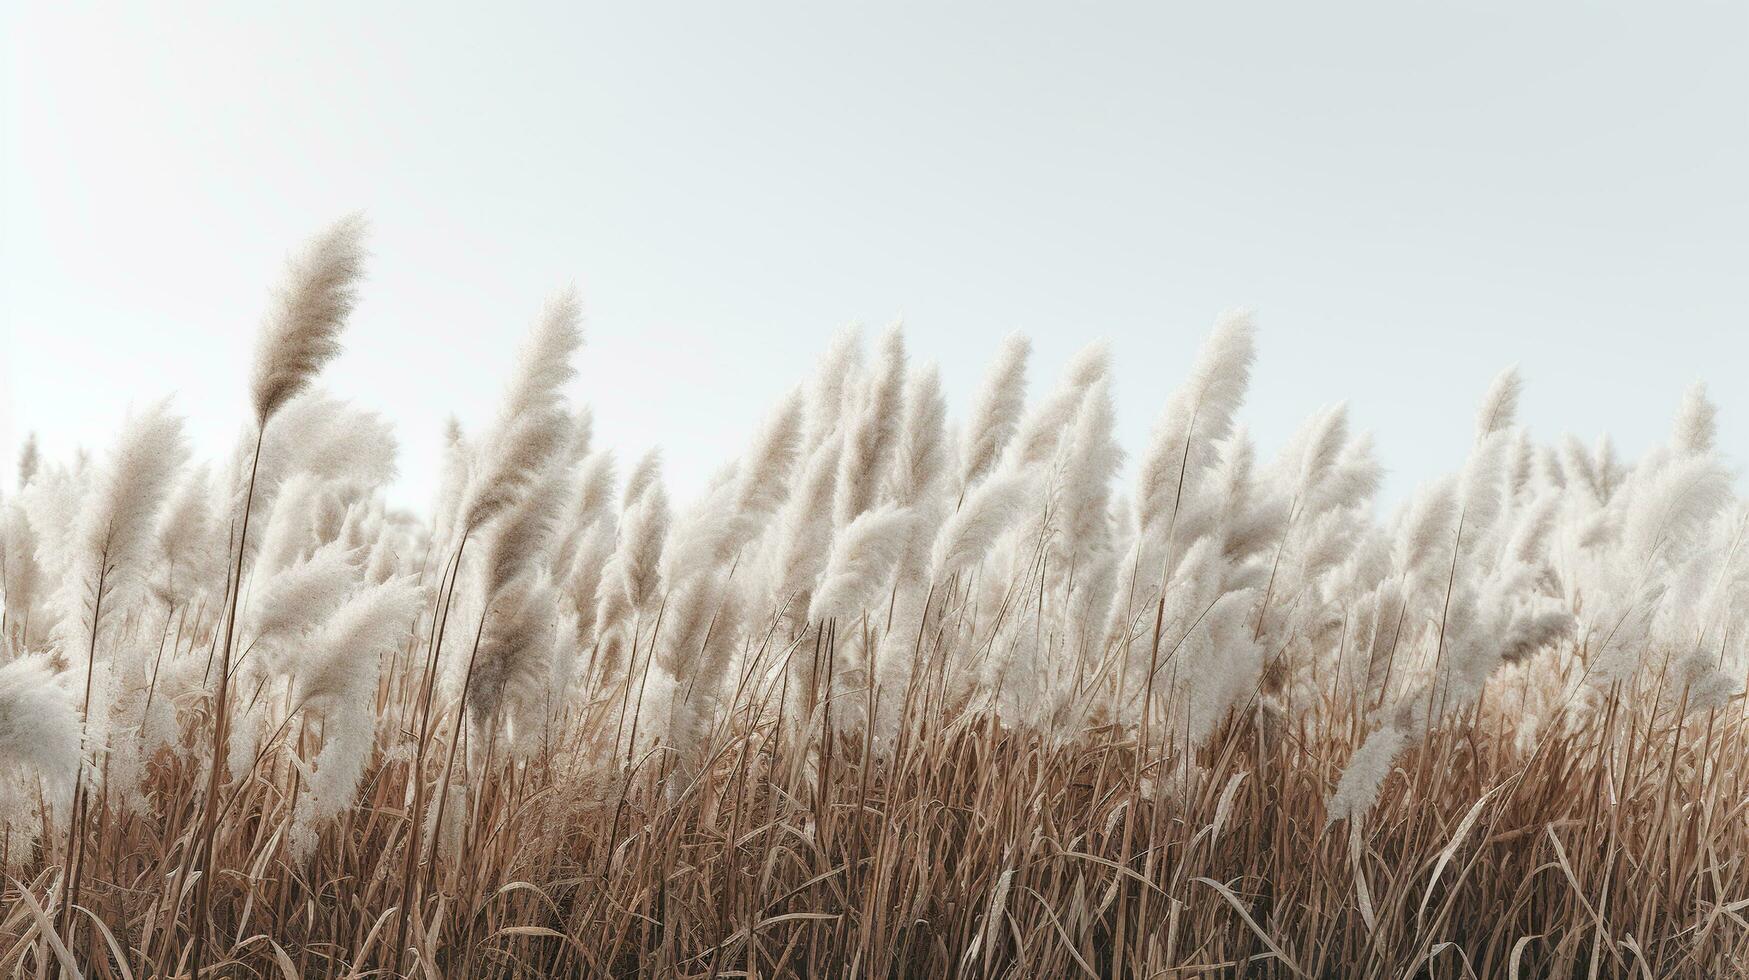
[1416,782,1504,923]
[1191,877,1307,978]
[8,882,81,979]
[70,905,136,980]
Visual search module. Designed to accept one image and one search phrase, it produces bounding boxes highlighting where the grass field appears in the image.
[3,218,1745,977]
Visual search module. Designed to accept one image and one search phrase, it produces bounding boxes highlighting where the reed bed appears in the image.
[2,219,1746,978]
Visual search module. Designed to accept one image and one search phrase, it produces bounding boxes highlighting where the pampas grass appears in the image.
[835,325,907,527]
[959,332,1030,492]
[809,504,913,623]
[250,215,366,426]
[4,224,1749,978]
[0,655,81,854]
[457,291,584,534]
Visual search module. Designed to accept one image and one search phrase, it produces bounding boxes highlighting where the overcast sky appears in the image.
[3,2,1744,512]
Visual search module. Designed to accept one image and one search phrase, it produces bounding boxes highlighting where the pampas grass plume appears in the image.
[250,215,366,426]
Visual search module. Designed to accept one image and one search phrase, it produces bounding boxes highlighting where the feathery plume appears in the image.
[459,291,584,532]
[0,655,82,819]
[553,450,616,573]
[931,469,1036,580]
[53,401,189,658]
[250,215,366,426]
[1055,379,1122,565]
[575,451,619,526]
[564,519,616,645]
[615,475,671,613]
[1004,342,1109,472]
[1622,455,1732,570]
[1394,477,1458,589]
[771,433,843,606]
[293,575,424,716]
[738,387,807,516]
[623,449,664,511]
[1672,382,1718,456]
[810,505,914,622]
[468,571,560,737]
[1325,718,1410,826]
[959,333,1031,492]
[802,328,863,453]
[246,541,359,647]
[891,365,949,507]
[153,463,217,608]
[2,500,42,641]
[652,571,744,763]
[286,578,422,860]
[1474,365,1521,444]
[835,326,907,526]
[1135,311,1255,535]
[16,433,38,490]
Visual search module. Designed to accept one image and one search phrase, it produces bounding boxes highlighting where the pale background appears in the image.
[3,3,1744,512]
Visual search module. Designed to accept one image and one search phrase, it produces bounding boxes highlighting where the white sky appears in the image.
[3,3,1744,513]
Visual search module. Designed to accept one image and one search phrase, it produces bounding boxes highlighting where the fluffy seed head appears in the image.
[251,215,366,426]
